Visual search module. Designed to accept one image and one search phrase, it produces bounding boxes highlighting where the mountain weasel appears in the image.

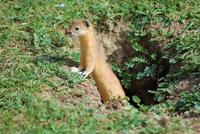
[66,20,125,103]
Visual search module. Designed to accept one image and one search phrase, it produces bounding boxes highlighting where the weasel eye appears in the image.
[75,27,79,31]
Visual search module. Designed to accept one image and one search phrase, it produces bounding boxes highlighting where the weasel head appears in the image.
[66,20,91,38]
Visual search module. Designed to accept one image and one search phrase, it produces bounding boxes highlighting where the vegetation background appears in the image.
[0,0,199,133]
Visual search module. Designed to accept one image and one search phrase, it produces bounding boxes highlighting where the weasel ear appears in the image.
[83,20,90,27]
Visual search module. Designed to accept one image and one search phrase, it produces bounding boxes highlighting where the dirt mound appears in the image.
[39,76,127,114]
[95,20,132,64]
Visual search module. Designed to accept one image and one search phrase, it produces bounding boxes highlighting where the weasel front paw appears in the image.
[70,67,84,75]
[70,67,79,73]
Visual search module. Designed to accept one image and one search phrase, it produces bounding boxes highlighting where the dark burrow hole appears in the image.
[109,34,170,105]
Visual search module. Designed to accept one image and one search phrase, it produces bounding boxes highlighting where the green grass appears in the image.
[0,0,200,133]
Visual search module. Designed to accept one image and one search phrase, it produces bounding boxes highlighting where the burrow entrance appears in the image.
[95,21,170,105]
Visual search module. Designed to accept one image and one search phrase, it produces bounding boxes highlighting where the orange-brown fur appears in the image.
[67,20,125,103]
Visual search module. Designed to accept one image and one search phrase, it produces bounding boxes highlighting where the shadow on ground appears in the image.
[34,54,78,67]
